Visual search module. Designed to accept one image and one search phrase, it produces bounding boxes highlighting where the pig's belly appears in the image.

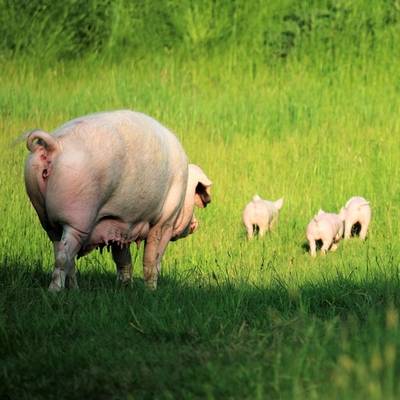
[79,218,149,256]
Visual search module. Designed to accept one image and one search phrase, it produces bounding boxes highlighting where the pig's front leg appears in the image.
[49,226,85,291]
[155,226,174,275]
[112,244,132,284]
[143,225,173,290]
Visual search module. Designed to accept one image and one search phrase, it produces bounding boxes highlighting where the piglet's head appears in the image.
[189,164,212,209]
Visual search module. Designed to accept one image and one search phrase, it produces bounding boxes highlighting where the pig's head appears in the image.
[189,164,212,210]
[173,164,211,240]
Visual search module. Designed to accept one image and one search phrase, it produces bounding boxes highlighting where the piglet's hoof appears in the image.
[330,243,338,252]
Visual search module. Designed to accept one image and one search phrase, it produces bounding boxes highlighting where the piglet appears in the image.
[339,196,371,240]
[243,195,284,239]
[306,210,344,257]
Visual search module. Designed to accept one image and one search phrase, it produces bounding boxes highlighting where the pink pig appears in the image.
[242,195,284,239]
[306,210,344,257]
[339,196,371,240]
[24,110,212,291]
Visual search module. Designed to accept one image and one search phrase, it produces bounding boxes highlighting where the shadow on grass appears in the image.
[1,255,400,399]
[1,254,400,321]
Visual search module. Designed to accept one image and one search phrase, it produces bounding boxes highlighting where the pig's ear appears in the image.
[26,130,59,154]
[317,209,324,216]
[190,164,212,208]
[338,207,346,221]
[274,198,284,210]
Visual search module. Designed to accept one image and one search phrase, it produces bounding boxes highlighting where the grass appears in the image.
[1,47,400,398]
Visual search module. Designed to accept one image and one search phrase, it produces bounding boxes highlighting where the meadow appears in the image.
[1,0,400,398]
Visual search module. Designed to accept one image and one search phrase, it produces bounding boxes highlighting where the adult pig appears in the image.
[339,196,371,240]
[242,195,283,239]
[24,110,212,290]
[306,210,344,257]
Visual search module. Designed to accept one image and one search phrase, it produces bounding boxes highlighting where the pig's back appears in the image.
[51,110,188,223]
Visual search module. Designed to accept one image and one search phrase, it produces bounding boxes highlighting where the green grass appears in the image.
[1,38,400,400]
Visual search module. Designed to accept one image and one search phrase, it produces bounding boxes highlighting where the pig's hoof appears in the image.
[48,282,62,292]
[67,283,79,290]
[65,277,79,290]
[117,278,131,287]
[117,272,132,284]
[145,280,157,291]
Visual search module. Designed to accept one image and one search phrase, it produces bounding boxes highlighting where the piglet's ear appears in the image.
[274,198,284,210]
[189,164,212,208]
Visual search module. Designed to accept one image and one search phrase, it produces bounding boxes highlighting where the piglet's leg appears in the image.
[330,243,338,252]
[344,220,353,239]
[112,245,132,284]
[359,221,369,240]
[258,224,268,237]
[321,238,333,255]
[245,223,254,240]
[49,226,86,291]
[269,215,278,230]
[309,240,317,257]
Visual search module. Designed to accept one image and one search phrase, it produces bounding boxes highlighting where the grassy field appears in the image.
[0,56,399,399]
[1,2,400,397]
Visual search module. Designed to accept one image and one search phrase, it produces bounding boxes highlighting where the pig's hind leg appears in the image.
[321,237,333,255]
[309,239,317,257]
[49,225,88,291]
[246,224,254,239]
[359,218,369,240]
